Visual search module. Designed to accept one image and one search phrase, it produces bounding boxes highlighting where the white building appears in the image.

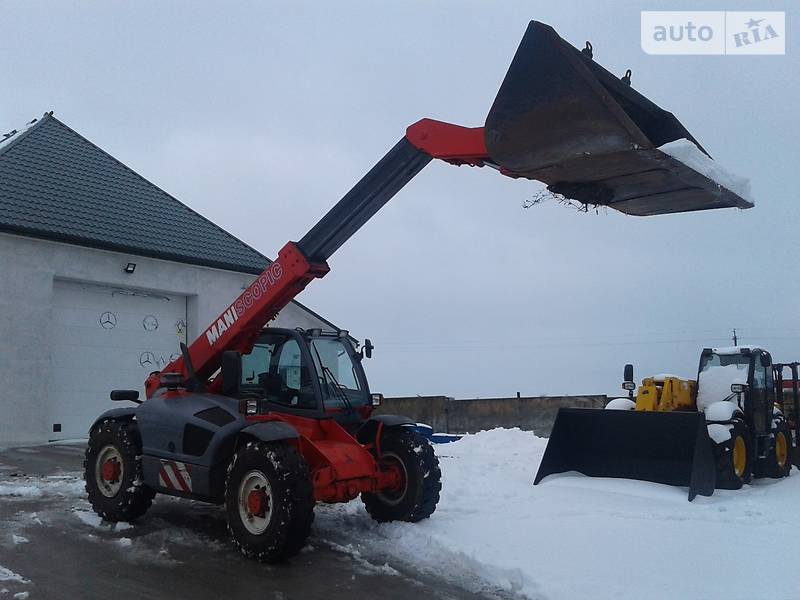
[0,113,339,445]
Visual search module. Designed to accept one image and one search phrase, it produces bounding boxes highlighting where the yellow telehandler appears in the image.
[536,347,798,500]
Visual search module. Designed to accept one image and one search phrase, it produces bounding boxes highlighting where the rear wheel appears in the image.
[714,421,752,490]
[756,420,792,479]
[225,442,314,562]
[362,428,441,523]
[84,419,155,522]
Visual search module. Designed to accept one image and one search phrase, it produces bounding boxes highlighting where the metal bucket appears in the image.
[534,408,716,501]
[484,21,753,216]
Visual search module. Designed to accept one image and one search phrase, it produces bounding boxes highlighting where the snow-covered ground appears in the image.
[317,428,800,600]
[3,431,799,599]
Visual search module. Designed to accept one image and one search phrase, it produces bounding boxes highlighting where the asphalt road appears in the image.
[0,443,500,600]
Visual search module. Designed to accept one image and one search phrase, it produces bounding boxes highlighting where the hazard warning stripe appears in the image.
[163,465,183,490]
[158,460,192,493]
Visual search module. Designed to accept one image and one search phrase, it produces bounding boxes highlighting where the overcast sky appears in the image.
[2,1,798,399]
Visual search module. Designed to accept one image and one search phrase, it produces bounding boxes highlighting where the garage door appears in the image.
[50,280,188,440]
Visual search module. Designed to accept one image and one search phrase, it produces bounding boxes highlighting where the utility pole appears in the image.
[732,328,738,346]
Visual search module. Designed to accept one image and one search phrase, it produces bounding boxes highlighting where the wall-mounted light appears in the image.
[124,262,136,274]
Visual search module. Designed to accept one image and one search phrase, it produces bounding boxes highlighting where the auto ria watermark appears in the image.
[641,11,785,55]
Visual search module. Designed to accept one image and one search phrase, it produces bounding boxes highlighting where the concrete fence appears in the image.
[374,395,607,437]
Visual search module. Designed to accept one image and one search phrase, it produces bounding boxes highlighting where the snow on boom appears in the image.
[204,262,284,346]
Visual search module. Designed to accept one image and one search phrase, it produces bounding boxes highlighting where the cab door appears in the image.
[239,330,323,417]
[749,351,772,438]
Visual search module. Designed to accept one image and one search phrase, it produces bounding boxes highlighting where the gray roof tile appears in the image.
[0,113,269,274]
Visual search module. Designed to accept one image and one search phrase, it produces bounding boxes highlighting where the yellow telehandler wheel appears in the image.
[714,421,752,490]
[756,420,792,479]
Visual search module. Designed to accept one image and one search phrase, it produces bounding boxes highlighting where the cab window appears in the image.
[240,335,316,409]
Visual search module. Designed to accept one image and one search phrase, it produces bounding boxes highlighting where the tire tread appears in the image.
[84,419,155,522]
[225,442,314,562]
[362,429,441,523]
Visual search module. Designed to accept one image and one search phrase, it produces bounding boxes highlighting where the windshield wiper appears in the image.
[310,343,354,413]
[323,365,354,413]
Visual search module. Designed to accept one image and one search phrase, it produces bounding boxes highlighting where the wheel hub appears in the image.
[95,445,125,498]
[376,452,408,506]
[247,488,270,517]
[238,470,274,535]
[102,458,121,483]
[733,435,746,478]
[776,432,788,468]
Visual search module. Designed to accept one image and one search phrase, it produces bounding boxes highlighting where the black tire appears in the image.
[224,441,314,562]
[756,420,792,479]
[362,428,441,523]
[84,419,155,522]
[714,420,752,490]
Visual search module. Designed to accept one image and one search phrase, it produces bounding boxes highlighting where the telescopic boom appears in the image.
[145,21,753,398]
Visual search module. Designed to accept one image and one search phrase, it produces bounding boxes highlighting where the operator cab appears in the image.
[697,346,774,438]
[223,328,375,425]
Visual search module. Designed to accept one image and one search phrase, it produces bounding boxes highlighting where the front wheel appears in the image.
[714,420,752,490]
[362,428,442,523]
[84,419,155,522]
[225,442,314,562]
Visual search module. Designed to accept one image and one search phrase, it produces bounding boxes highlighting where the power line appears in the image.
[376,325,800,348]
[376,334,800,353]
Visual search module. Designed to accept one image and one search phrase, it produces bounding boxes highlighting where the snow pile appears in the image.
[0,476,84,499]
[73,509,132,531]
[659,138,754,204]
[650,373,684,382]
[0,485,42,498]
[712,345,761,355]
[0,567,28,585]
[70,503,227,566]
[707,423,734,443]
[324,541,400,577]
[316,427,800,600]
[605,398,635,410]
[315,429,545,597]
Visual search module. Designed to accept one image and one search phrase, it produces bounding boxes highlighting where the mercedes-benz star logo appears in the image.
[142,315,159,331]
[99,312,117,329]
[139,351,155,367]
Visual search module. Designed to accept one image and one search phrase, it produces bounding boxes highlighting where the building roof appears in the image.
[0,112,271,274]
[0,112,340,332]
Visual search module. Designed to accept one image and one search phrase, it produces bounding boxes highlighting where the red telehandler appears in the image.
[84,22,752,561]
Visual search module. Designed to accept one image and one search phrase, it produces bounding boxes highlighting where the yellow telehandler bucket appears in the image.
[534,408,716,501]
[484,22,753,216]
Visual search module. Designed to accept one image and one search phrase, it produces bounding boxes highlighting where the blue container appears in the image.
[431,433,462,444]
[413,423,462,444]
[413,423,434,439]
